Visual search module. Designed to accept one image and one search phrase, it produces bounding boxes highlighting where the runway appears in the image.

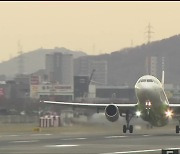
[0,125,180,154]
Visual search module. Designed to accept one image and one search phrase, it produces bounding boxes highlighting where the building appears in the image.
[45,54,54,82]
[146,56,157,77]
[0,79,30,100]
[96,86,136,103]
[90,61,107,86]
[74,56,108,86]
[31,83,74,101]
[46,52,73,85]
[74,56,89,76]
[74,76,89,98]
[30,53,74,101]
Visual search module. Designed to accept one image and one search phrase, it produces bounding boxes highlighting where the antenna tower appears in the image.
[145,23,154,44]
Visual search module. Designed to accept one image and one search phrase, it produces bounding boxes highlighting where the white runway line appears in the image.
[104,136,127,139]
[142,134,150,137]
[31,134,52,136]
[45,144,79,148]
[4,135,20,137]
[62,138,87,140]
[10,140,39,143]
[100,148,162,154]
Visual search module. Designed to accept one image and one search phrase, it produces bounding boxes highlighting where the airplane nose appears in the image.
[136,83,152,94]
[141,83,152,91]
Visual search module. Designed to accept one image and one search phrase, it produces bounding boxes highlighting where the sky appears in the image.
[0,1,180,61]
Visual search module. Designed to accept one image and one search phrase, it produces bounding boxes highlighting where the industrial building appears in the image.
[46,52,73,85]
[96,86,137,103]
[36,52,75,101]
[74,56,108,86]
[90,61,107,85]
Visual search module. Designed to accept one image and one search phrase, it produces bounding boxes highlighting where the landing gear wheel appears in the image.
[176,125,179,133]
[123,125,127,133]
[122,110,134,133]
[129,125,133,133]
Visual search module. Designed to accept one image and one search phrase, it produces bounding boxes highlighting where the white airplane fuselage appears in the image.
[135,75,169,126]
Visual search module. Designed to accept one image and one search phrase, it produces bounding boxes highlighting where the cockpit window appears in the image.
[138,78,160,84]
[147,79,153,82]
[139,79,146,82]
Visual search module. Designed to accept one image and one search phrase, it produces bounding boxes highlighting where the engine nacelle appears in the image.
[105,104,119,122]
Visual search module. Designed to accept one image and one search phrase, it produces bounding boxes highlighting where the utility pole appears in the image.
[17,40,24,75]
[145,23,154,75]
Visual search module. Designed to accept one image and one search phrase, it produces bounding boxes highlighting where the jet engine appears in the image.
[105,104,119,122]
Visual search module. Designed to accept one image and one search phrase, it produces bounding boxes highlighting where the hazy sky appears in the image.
[0,2,180,61]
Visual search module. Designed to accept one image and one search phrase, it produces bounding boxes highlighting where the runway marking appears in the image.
[104,136,127,139]
[142,134,150,137]
[31,134,52,136]
[10,140,39,143]
[62,138,87,140]
[45,144,79,148]
[100,149,162,154]
[5,135,20,137]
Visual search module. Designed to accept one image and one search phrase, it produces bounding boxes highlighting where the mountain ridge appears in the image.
[0,47,86,78]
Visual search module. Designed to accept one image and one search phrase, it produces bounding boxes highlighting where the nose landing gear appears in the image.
[176,120,180,133]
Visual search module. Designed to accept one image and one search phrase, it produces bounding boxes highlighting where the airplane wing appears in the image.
[169,104,180,107]
[168,104,180,119]
[43,101,137,108]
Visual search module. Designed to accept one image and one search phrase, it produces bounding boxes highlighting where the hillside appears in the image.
[75,35,180,87]
[1,35,180,86]
[0,47,86,78]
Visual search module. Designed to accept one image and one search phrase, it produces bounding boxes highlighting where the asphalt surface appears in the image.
[0,124,180,154]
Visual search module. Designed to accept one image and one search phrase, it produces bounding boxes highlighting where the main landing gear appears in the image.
[123,124,133,133]
[123,111,134,133]
[176,120,180,133]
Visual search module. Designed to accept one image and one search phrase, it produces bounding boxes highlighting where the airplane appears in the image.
[42,71,180,133]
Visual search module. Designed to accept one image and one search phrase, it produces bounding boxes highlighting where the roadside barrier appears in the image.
[39,116,61,128]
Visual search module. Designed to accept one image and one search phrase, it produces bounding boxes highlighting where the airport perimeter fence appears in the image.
[0,115,39,123]
[0,115,62,127]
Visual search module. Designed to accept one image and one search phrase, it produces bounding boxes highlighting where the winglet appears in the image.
[162,70,165,89]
